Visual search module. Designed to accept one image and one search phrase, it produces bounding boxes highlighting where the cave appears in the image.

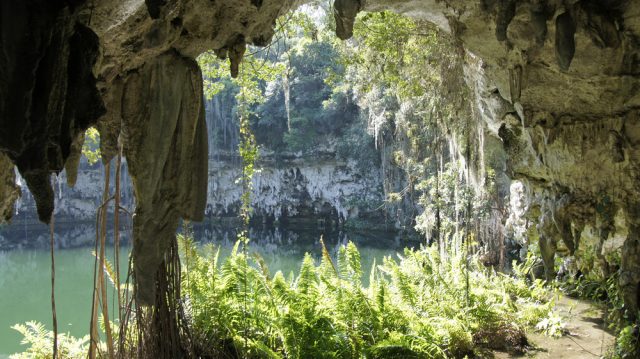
[1,0,639,357]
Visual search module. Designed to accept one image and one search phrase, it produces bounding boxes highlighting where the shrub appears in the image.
[180,237,561,358]
[10,321,89,359]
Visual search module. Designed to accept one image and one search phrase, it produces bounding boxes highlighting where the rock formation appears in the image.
[0,0,638,312]
[206,152,385,225]
[120,50,208,304]
[0,0,104,223]
[0,154,20,223]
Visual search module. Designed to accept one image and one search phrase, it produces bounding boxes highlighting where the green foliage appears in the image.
[239,104,258,225]
[612,324,640,359]
[197,34,286,157]
[180,236,562,358]
[198,51,284,103]
[335,119,380,170]
[554,227,639,355]
[10,321,89,359]
[333,9,492,236]
[346,12,441,98]
[560,269,638,354]
[534,312,566,338]
[554,220,638,355]
[197,7,364,155]
[81,127,101,165]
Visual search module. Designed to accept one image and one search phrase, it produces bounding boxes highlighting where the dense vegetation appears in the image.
[197,9,375,164]
[196,6,497,238]
[8,4,639,359]
[181,236,562,358]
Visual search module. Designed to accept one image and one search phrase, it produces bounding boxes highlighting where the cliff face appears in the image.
[10,160,134,223]
[10,126,385,230]
[0,0,638,309]
[206,152,385,225]
[9,89,385,231]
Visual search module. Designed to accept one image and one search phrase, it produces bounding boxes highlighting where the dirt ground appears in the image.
[494,296,615,359]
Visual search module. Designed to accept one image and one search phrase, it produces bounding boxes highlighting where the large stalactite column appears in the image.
[121,50,208,305]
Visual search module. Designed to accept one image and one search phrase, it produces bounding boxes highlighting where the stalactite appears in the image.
[122,51,208,306]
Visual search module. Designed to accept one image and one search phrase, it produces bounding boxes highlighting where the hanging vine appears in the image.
[49,176,58,359]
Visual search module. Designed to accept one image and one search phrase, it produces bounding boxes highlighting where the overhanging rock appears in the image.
[0,0,104,223]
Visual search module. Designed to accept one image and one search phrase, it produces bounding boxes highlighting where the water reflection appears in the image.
[0,222,131,251]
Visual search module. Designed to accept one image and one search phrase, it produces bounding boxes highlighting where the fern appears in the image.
[337,242,362,285]
[296,253,318,297]
[179,237,562,358]
[11,321,89,359]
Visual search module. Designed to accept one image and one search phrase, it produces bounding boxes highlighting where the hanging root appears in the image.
[114,147,123,322]
[132,236,194,358]
[90,162,115,358]
[49,192,58,359]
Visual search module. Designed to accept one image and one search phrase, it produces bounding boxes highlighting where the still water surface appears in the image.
[0,223,416,356]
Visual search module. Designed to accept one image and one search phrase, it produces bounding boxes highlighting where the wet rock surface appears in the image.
[495,296,615,358]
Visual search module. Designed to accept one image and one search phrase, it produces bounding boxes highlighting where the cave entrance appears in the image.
[1,1,635,357]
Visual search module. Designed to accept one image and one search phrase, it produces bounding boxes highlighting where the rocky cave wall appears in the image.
[352,0,639,316]
[0,0,638,309]
[439,0,640,316]
[206,153,385,224]
[0,0,105,224]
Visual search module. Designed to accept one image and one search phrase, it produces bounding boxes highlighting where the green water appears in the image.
[0,225,413,356]
[0,246,129,357]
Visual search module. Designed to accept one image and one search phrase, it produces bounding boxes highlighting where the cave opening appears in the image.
[1,0,639,357]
